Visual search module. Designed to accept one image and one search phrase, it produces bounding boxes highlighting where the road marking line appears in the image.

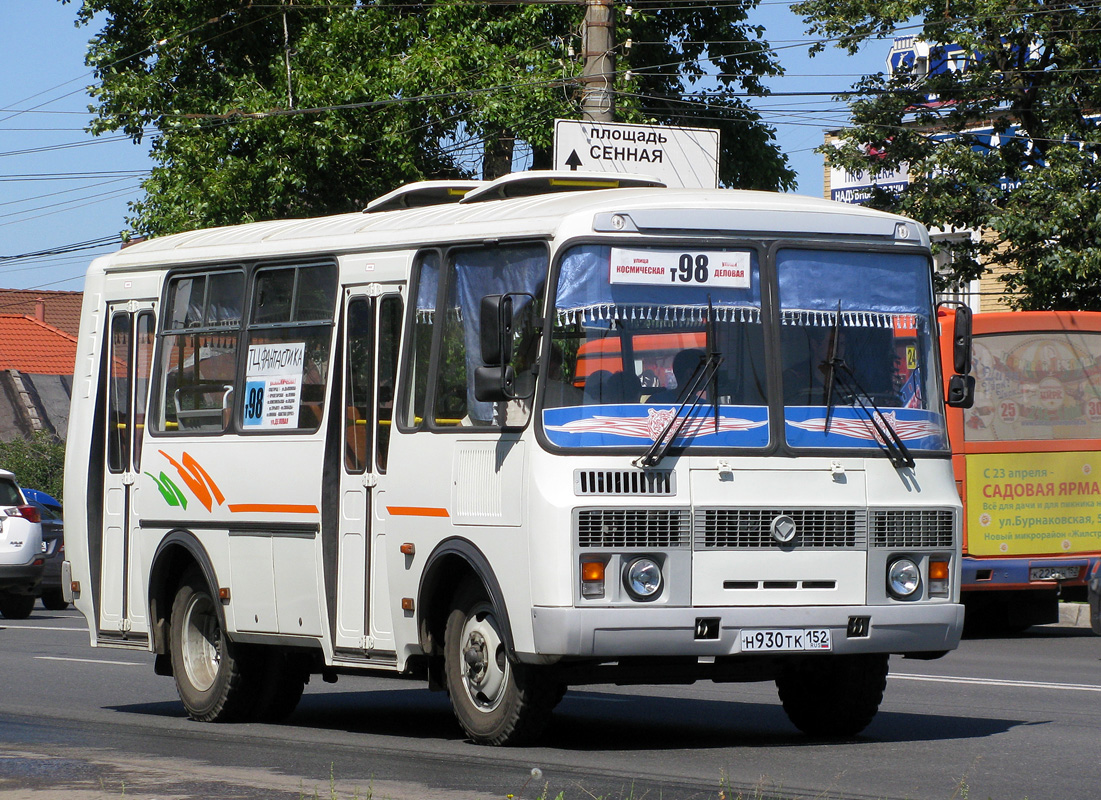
[0,625,85,633]
[893,672,1101,693]
[35,656,143,667]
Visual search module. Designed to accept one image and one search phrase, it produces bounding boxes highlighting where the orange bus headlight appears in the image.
[581,560,606,599]
[929,559,950,598]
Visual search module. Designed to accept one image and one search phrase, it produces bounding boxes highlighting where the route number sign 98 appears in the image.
[610,247,751,289]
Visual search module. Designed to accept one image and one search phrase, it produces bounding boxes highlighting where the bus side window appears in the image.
[434,244,547,428]
[376,294,402,471]
[154,270,244,434]
[344,297,373,472]
[243,261,337,433]
[401,251,439,430]
[433,264,470,425]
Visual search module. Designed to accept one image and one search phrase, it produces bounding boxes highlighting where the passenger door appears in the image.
[99,304,156,638]
[334,287,402,657]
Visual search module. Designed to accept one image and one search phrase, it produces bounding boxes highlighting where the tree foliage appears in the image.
[794,0,1101,309]
[64,0,795,237]
[0,432,66,502]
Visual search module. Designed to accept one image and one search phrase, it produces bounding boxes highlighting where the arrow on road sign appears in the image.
[565,150,583,171]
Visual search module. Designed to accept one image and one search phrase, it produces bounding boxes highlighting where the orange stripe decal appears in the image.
[387,506,450,518]
[227,504,320,514]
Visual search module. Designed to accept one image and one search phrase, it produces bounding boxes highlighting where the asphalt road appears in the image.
[0,607,1097,800]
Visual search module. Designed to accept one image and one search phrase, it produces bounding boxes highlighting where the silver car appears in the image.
[0,468,44,619]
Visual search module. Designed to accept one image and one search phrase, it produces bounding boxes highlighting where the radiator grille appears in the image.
[574,469,675,496]
[576,508,691,549]
[871,509,955,548]
[694,508,866,549]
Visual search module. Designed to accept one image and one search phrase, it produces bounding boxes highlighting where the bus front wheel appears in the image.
[776,653,888,737]
[444,580,559,746]
[169,569,255,722]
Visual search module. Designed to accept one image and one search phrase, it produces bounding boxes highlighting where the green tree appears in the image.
[0,432,66,501]
[64,0,795,237]
[794,0,1101,309]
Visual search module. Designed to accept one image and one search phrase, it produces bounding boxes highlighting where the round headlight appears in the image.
[624,557,663,600]
[887,558,921,599]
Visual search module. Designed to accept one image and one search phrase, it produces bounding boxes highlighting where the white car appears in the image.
[0,468,44,619]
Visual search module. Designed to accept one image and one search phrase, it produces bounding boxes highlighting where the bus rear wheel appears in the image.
[169,569,255,722]
[444,580,559,746]
[776,653,889,738]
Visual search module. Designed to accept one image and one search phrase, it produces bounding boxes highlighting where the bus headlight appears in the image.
[887,558,921,599]
[624,557,663,601]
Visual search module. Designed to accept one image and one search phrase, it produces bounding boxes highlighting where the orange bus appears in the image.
[939,310,1101,631]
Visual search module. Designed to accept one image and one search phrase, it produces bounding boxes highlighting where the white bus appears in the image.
[64,171,972,745]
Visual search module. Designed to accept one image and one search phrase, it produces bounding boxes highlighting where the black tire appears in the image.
[776,653,889,738]
[444,579,560,746]
[0,592,35,619]
[168,569,256,722]
[40,589,68,611]
[249,649,308,723]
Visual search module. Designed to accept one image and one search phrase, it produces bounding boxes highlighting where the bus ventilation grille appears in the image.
[694,508,865,549]
[574,469,676,496]
[870,510,955,548]
[576,508,691,549]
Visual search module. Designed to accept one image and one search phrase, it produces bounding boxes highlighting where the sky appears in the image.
[1,1,896,294]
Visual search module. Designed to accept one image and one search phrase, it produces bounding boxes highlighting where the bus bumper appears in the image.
[962,556,1097,591]
[529,603,964,659]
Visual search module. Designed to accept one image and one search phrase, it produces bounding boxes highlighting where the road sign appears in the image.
[553,119,720,188]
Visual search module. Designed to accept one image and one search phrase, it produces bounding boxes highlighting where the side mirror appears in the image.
[947,374,976,408]
[939,302,975,409]
[475,293,535,403]
[474,364,517,402]
[479,294,514,367]
[953,305,972,375]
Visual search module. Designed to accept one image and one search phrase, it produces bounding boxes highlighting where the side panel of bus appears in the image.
[941,311,1101,629]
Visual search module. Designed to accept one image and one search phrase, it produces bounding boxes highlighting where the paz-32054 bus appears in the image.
[63,171,972,745]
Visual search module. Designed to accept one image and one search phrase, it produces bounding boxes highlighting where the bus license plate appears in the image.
[1030,566,1080,581]
[740,628,832,652]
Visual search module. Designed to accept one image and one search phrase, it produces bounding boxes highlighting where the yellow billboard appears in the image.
[965,451,1101,556]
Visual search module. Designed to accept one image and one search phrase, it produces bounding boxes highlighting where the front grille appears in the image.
[576,508,691,549]
[574,469,675,496]
[871,509,955,548]
[695,508,866,549]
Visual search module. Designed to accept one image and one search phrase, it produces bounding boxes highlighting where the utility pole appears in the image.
[581,0,615,122]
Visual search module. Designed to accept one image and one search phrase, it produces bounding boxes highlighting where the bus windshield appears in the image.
[777,248,947,454]
[543,244,769,451]
[541,244,948,456]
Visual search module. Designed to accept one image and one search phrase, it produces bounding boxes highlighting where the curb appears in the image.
[1056,603,1092,628]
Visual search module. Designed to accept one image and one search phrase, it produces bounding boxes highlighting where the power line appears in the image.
[0,236,122,264]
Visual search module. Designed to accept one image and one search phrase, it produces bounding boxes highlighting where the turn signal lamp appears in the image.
[929,559,949,597]
[581,560,606,599]
[6,505,40,523]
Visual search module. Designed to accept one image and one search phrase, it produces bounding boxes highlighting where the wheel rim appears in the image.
[180,592,222,693]
[459,601,509,713]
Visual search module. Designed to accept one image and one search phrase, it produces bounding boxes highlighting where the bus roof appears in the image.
[966,310,1101,335]
[89,176,928,273]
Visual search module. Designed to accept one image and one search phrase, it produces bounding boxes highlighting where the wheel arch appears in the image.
[148,530,222,657]
[417,537,515,661]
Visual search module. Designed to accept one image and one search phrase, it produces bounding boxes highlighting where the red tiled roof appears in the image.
[0,315,78,375]
[0,289,83,338]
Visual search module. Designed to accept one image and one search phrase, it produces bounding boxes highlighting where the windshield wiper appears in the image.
[636,303,724,468]
[635,353,722,467]
[829,360,915,470]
